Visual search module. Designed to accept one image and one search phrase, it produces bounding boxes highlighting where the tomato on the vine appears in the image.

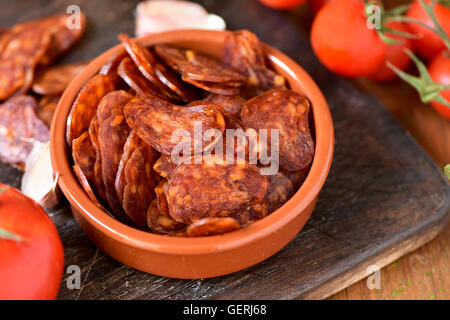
[259,0,307,10]
[310,0,386,77]
[368,21,413,82]
[427,51,450,120]
[0,184,64,300]
[406,0,450,60]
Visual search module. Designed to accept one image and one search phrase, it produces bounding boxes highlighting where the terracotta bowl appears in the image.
[50,30,334,279]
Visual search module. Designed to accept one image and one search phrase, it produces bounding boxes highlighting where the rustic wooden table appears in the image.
[329,79,450,300]
[0,0,448,300]
[330,77,450,300]
[289,0,450,300]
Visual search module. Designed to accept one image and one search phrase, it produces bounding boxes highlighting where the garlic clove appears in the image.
[135,0,226,37]
[21,139,60,208]
[205,14,226,31]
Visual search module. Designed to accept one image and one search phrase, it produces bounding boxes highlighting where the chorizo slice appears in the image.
[66,73,117,147]
[0,29,9,56]
[241,89,314,172]
[118,33,182,101]
[254,66,286,92]
[202,103,249,162]
[0,60,25,100]
[146,181,186,235]
[186,217,240,237]
[154,62,199,103]
[242,66,287,99]
[154,44,246,83]
[223,30,286,96]
[224,30,266,74]
[206,101,244,130]
[88,116,108,206]
[264,172,295,213]
[32,62,87,95]
[37,95,59,127]
[98,112,131,222]
[165,157,268,224]
[97,90,134,123]
[182,77,241,95]
[284,167,310,190]
[73,128,108,208]
[124,96,225,155]
[147,199,186,236]
[0,27,7,49]
[153,154,178,179]
[0,27,51,94]
[208,115,248,162]
[0,19,42,57]
[115,131,157,228]
[205,93,246,116]
[115,132,135,205]
[230,202,268,227]
[117,56,168,100]
[99,51,128,76]
[38,13,87,66]
[72,131,96,183]
[154,180,170,215]
[73,164,104,210]
[0,95,49,170]
[151,132,249,180]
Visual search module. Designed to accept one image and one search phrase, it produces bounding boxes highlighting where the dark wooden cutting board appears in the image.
[0,0,448,300]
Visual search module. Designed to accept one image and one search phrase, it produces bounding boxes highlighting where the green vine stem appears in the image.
[0,185,9,195]
[364,1,424,45]
[0,185,22,241]
[386,0,450,109]
[388,49,450,107]
[0,227,22,241]
[418,0,450,50]
[387,0,450,51]
[445,164,450,179]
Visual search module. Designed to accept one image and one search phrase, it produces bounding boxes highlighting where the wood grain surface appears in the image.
[0,0,448,300]
[330,77,450,300]
[296,0,450,300]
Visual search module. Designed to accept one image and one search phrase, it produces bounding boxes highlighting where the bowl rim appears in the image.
[50,29,334,255]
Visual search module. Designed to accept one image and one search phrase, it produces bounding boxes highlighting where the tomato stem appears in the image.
[0,185,9,196]
[385,1,450,109]
[419,0,450,50]
[445,164,450,180]
[383,26,421,39]
[0,186,22,241]
[365,1,418,45]
[387,49,450,108]
[0,227,22,241]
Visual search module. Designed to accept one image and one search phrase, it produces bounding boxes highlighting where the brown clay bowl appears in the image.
[50,30,334,279]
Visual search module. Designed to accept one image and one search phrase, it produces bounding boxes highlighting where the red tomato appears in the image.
[310,0,386,77]
[368,21,413,82]
[259,0,307,10]
[427,51,450,120]
[406,0,450,60]
[309,0,334,14]
[0,184,64,300]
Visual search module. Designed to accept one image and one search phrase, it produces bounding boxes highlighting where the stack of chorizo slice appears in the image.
[0,13,87,170]
[68,30,315,237]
